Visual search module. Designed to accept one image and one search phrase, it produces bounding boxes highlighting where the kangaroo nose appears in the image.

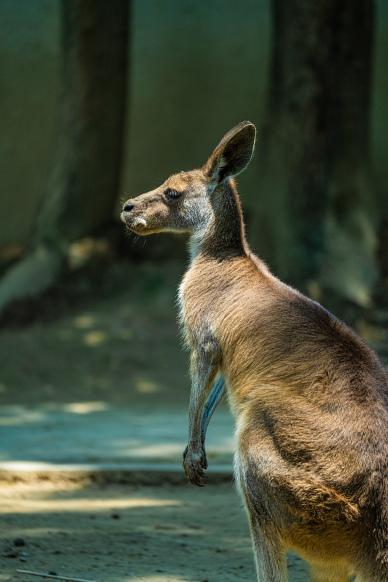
[123,202,134,213]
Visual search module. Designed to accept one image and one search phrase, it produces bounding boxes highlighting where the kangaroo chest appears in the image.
[178,255,252,352]
[178,265,221,349]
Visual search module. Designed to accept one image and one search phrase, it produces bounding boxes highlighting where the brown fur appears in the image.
[122,122,388,581]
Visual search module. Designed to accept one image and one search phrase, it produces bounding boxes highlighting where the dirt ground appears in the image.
[0,261,188,409]
[0,480,310,582]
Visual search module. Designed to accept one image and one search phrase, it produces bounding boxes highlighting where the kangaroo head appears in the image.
[121,121,256,236]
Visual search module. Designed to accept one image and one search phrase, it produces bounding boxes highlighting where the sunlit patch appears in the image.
[136,379,159,394]
[68,237,110,269]
[126,443,183,458]
[127,576,186,582]
[0,383,7,394]
[83,330,106,347]
[0,489,181,514]
[73,314,95,329]
[0,408,45,426]
[126,574,187,582]
[62,401,108,414]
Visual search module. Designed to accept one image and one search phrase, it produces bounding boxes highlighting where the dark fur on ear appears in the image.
[203,121,256,183]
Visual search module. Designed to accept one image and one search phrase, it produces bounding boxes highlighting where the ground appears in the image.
[0,260,188,408]
[0,481,310,582]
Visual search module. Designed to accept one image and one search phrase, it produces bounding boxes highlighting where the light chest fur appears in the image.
[178,254,257,352]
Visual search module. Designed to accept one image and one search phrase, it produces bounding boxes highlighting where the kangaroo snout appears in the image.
[120,199,135,223]
[120,199,148,232]
[122,202,134,213]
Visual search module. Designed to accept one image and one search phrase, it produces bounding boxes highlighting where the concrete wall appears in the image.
[0,0,386,247]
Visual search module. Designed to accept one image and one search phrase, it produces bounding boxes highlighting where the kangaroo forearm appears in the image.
[188,352,218,448]
[188,382,211,447]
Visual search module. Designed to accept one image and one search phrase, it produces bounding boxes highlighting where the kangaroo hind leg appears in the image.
[249,515,287,582]
[310,562,352,582]
[235,445,287,581]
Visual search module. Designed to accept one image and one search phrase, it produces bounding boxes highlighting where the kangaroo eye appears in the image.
[165,188,182,201]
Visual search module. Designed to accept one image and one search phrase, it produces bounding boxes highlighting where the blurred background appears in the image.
[0,2,387,580]
[0,0,387,454]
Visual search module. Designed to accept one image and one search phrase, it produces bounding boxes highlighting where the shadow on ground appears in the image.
[0,403,234,465]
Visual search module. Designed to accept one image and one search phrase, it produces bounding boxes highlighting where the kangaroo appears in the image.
[121,122,388,582]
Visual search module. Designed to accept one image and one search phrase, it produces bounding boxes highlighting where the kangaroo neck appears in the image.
[190,179,249,262]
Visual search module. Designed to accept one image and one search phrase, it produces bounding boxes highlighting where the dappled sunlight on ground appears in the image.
[135,379,160,394]
[72,314,96,330]
[62,402,108,415]
[82,330,108,347]
[0,261,187,408]
[0,482,310,581]
[0,407,47,427]
[1,494,181,515]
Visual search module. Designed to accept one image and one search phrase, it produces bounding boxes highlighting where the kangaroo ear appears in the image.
[203,121,256,183]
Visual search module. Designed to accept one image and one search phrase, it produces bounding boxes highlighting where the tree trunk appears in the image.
[253,0,376,307]
[377,217,388,298]
[0,0,129,313]
[36,0,129,246]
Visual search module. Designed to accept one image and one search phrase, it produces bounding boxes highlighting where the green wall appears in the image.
[373,0,388,212]
[0,0,386,248]
[0,0,60,247]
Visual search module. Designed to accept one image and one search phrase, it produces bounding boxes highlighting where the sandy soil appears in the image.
[0,480,310,582]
